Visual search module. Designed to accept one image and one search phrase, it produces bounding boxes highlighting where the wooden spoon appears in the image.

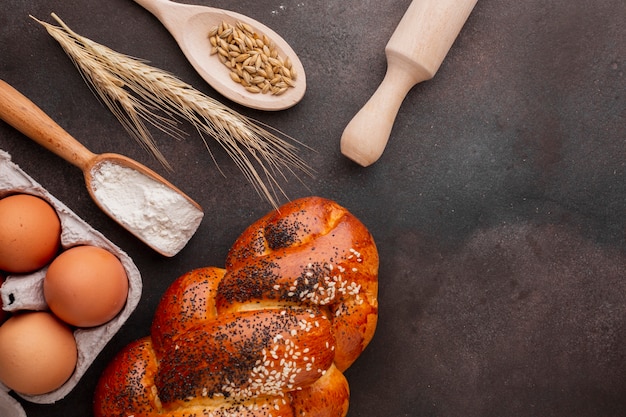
[132,0,306,111]
[340,0,478,167]
[0,79,204,257]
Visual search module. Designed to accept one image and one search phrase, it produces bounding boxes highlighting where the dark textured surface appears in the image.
[1,0,625,416]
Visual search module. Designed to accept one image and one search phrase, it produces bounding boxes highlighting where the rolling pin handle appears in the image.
[340,57,432,167]
[340,0,478,167]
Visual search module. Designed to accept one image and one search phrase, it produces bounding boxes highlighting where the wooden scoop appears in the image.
[340,0,478,167]
[0,79,204,257]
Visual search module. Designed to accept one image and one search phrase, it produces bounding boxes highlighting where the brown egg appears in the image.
[0,194,61,273]
[44,245,129,327]
[0,311,77,395]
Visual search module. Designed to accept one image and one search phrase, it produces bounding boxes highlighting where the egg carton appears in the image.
[0,150,143,416]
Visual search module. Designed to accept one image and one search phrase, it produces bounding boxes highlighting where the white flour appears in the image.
[90,161,203,256]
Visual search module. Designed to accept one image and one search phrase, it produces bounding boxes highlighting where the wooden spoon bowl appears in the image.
[133,0,306,111]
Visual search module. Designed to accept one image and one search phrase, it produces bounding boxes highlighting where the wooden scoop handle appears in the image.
[340,0,478,167]
[0,79,96,171]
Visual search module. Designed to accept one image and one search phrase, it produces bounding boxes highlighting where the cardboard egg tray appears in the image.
[0,150,143,416]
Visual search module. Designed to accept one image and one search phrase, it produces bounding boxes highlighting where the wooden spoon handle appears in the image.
[132,0,169,17]
[132,0,196,27]
[0,80,96,171]
[340,0,478,167]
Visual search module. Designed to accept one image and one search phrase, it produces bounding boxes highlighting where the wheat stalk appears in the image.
[32,13,313,208]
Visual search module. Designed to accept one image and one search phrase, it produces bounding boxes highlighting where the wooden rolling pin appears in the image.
[340,0,478,167]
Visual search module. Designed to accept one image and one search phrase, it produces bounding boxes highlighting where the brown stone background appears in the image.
[1,0,625,416]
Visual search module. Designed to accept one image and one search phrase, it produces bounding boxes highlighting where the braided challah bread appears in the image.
[94,196,378,417]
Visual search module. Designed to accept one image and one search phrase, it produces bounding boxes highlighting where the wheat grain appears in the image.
[33,13,313,208]
[209,20,296,95]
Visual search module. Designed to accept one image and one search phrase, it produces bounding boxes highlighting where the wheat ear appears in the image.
[33,13,313,208]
